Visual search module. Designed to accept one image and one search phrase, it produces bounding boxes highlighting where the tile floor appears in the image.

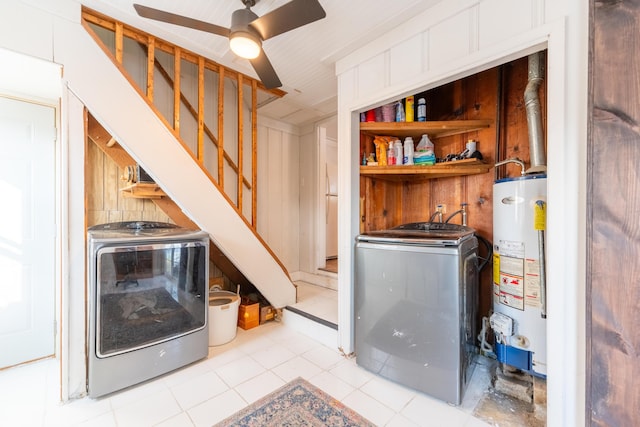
[0,319,494,427]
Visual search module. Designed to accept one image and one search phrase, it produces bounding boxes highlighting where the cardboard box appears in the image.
[238,301,259,330]
[260,305,275,324]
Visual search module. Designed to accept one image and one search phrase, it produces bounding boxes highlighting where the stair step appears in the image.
[282,307,338,349]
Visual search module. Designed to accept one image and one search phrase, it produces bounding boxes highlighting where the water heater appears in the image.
[492,174,547,376]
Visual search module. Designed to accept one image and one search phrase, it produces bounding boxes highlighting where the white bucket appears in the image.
[208,290,240,346]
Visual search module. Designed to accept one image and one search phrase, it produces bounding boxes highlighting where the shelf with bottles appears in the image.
[359,158,492,181]
[359,119,493,140]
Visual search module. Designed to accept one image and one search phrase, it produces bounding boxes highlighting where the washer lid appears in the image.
[359,222,476,245]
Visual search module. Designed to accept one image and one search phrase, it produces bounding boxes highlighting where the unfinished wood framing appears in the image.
[80,5,287,266]
[146,36,155,101]
[197,56,205,162]
[173,46,181,133]
[251,80,258,227]
[114,22,123,64]
[217,67,225,189]
[237,75,244,213]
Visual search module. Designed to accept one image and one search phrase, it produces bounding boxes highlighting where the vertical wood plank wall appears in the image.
[86,140,171,226]
[588,2,640,425]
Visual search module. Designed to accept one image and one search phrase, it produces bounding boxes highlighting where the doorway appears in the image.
[0,96,57,369]
[316,117,338,274]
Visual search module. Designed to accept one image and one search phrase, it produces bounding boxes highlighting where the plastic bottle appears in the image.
[403,137,414,165]
[387,143,396,165]
[414,134,436,165]
[416,134,434,153]
[395,101,405,122]
[417,98,426,121]
[394,140,403,165]
[405,96,414,122]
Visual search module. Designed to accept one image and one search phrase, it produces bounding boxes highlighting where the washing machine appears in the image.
[354,222,479,405]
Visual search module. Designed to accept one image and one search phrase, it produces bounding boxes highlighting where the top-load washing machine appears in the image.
[354,222,479,405]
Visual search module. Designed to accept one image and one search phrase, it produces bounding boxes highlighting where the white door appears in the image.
[0,97,56,368]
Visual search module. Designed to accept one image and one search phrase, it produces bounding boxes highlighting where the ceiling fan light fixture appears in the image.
[230,31,261,59]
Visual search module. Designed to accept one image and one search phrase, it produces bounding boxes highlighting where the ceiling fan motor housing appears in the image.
[231,8,261,42]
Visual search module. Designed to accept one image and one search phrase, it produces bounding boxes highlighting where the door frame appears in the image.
[0,47,63,396]
[314,117,338,274]
[338,18,587,427]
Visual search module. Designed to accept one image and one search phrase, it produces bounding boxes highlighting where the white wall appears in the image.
[335,1,587,427]
[1,0,298,401]
[257,116,301,273]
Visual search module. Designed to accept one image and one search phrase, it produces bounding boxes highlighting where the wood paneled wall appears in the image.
[86,139,172,227]
[588,1,640,425]
[360,55,545,320]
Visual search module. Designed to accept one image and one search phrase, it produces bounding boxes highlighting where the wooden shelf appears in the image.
[360,120,492,139]
[120,183,166,199]
[360,159,492,181]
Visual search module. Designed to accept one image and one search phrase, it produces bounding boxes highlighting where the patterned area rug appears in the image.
[214,377,375,426]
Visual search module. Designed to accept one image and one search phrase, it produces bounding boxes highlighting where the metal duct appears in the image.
[524,52,547,173]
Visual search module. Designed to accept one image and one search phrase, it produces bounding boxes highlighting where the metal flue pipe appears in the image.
[524,52,547,173]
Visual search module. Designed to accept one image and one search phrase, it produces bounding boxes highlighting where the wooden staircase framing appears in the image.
[86,114,253,287]
[80,7,292,290]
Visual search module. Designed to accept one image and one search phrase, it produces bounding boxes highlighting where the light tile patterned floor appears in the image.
[0,320,494,427]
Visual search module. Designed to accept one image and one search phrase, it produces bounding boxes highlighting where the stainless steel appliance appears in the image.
[355,222,479,405]
[87,221,209,397]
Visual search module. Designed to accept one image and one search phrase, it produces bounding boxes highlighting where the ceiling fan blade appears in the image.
[249,49,282,89]
[133,4,230,37]
[249,0,326,41]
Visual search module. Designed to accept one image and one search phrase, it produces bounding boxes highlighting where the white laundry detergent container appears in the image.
[208,286,240,346]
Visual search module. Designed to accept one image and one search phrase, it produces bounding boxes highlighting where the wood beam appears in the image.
[252,80,258,227]
[146,36,155,101]
[173,46,181,133]
[218,67,225,189]
[237,74,244,212]
[197,56,205,163]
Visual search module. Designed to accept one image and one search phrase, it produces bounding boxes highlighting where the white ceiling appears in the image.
[80,0,443,127]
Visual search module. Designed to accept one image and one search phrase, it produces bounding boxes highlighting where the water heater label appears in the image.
[498,240,525,258]
[498,289,524,310]
[498,255,525,310]
[525,258,541,308]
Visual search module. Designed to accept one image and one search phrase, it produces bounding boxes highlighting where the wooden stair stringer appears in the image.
[57,16,296,307]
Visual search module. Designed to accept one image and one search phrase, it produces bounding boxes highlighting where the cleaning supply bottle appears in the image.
[403,137,414,165]
[405,96,414,122]
[387,143,396,165]
[394,140,403,165]
[414,134,436,165]
[417,98,427,121]
[416,134,434,153]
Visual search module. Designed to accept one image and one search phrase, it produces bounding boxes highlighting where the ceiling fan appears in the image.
[133,0,326,89]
